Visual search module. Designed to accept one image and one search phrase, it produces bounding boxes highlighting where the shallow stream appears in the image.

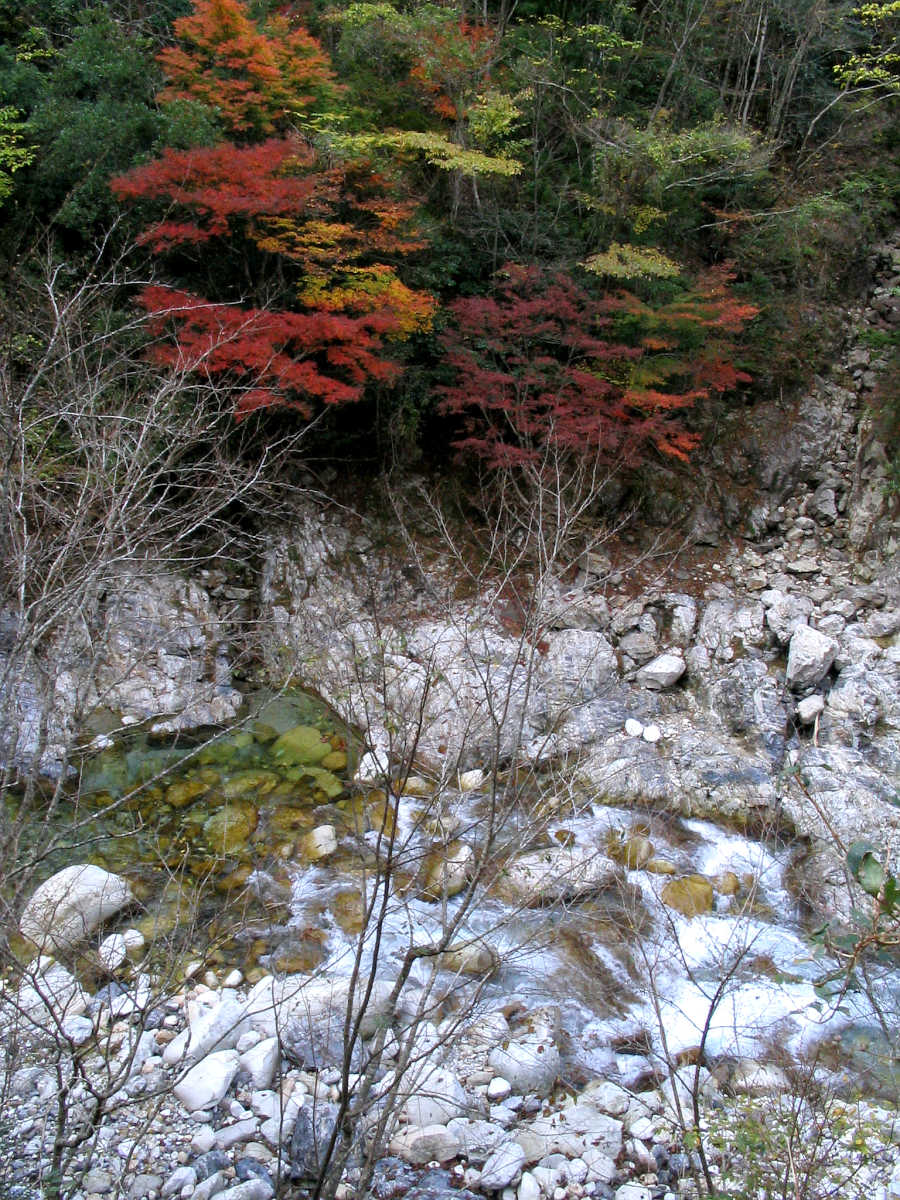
[11,689,900,1097]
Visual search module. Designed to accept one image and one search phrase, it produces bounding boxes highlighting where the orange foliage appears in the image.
[157,0,337,138]
[407,17,495,122]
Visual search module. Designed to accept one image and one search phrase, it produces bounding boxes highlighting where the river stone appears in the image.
[300,825,337,862]
[495,845,617,906]
[166,778,209,808]
[446,1118,509,1163]
[422,841,474,900]
[271,725,332,766]
[660,875,714,917]
[390,1124,461,1164]
[20,865,133,953]
[438,940,499,976]
[174,1049,241,1112]
[223,770,279,799]
[636,653,685,690]
[785,625,837,689]
[402,1064,468,1126]
[518,1171,541,1200]
[729,1060,790,1095]
[579,1080,632,1117]
[289,1100,338,1179]
[215,1182,274,1200]
[517,1104,623,1161]
[479,1141,525,1189]
[488,1038,560,1098]
[245,974,394,1041]
[162,1167,198,1198]
[615,1185,652,1200]
[193,1171,229,1200]
[163,994,248,1066]
[97,932,129,972]
[240,1037,280,1089]
[13,961,89,1028]
[203,802,258,854]
[622,835,653,870]
[580,1146,617,1184]
[458,769,486,791]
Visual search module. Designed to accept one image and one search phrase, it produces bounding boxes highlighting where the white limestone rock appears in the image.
[390,1124,461,1165]
[20,865,132,953]
[446,1118,509,1164]
[494,845,617,907]
[401,1064,468,1126]
[240,1036,280,1090]
[163,993,249,1067]
[488,1037,560,1099]
[479,1141,525,1190]
[174,1048,241,1113]
[245,974,393,1041]
[786,625,838,689]
[12,961,89,1029]
[636,653,686,691]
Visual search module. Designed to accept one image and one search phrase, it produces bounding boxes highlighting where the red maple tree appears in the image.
[111,137,435,418]
[439,263,757,466]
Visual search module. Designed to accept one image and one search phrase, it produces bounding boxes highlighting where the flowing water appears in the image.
[11,692,899,1096]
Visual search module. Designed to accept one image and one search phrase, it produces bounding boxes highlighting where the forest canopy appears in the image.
[0,0,896,469]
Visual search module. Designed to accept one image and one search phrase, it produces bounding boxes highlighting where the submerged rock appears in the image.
[660,875,715,917]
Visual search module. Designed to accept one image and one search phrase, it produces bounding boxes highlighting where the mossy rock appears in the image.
[421,841,474,900]
[301,766,344,799]
[300,824,337,862]
[223,769,279,799]
[252,721,279,743]
[215,864,253,894]
[203,802,258,854]
[320,749,348,772]
[646,858,677,875]
[331,888,366,937]
[661,874,715,917]
[268,805,314,836]
[196,742,240,766]
[623,834,654,870]
[271,724,332,766]
[166,778,209,809]
[714,870,741,896]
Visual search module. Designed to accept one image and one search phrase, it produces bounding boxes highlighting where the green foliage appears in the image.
[0,105,33,202]
[0,7,163,234]
[836,1,900,91]
[582,241,681,280]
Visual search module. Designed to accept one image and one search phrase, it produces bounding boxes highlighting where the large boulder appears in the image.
[785,625,837,690]
[20,865,133,953]
[493,845,618,906]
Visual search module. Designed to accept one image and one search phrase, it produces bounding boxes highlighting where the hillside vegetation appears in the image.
[0,0,897,481]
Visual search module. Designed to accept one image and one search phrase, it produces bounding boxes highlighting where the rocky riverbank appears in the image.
[3,916,900,1200]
